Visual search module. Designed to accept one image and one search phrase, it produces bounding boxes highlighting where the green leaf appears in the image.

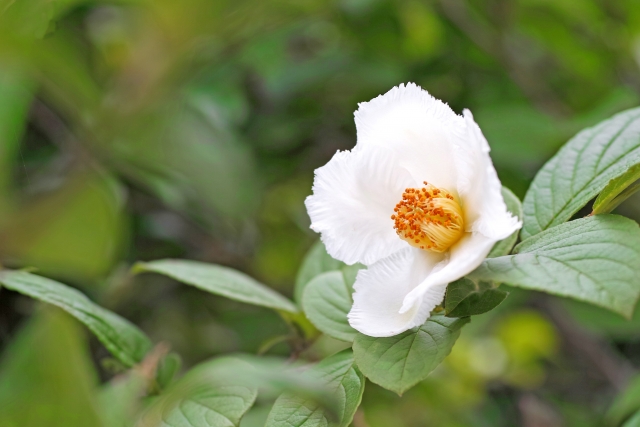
[264,350,365,427]
[488,187,523,257]
[99,371,147,427]
[4,170,128,281]
[208,356,338,408]
[0,69,32,211]
[521,107,640,240]
[295,240,343,304]
[156,352,182,390]
[624,411,640,427]
[137,358,258,427]
[469,215,640,319]
[561,297,640,340]
[0,309,104,427]
[607,375,640,426]
[302,271,357,342]
[0,0,55,38]
[340,264,362,289]
[592,163,640,214]
[352,315,469,395]
[444,278,508,318]
[134,259,298,313]
[0,270,152,367]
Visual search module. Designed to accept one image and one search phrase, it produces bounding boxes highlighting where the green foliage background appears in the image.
[2,0,640,426]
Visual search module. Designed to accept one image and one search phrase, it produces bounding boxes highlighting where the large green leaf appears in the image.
[0,270,152,367]
[0,309,104,427]
[488,187,523,258]
[136,358,257,427]
[294,240,344,304]
[521,107,640,240]
[352,315,469,395]
[592,163,640,215]
[134,260,298,313]
[302,271,357,342]
[444,278,508,318]
[469,215,640,319]
[264,350,364,427]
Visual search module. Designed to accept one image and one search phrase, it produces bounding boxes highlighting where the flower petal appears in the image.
[348,248,444,337]
[454,110,522,240]
[305,145,415,265]
[354,83,466,192]
[400,232,497,314]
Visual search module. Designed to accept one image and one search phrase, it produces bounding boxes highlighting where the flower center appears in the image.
[391,182,464,252]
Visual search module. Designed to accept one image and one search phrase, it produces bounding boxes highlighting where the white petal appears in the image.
[400,232,497,313]
[397,111,523,315]
[354,83,466,192]
[305,145,415,265]
[454,110,522,240]
[348,248,444,337]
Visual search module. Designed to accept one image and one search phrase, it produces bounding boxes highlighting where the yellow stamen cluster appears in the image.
[391,182,464,252]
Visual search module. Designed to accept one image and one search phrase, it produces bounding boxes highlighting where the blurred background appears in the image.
[1,0,640,426]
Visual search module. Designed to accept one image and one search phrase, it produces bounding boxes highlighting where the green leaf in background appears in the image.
[0,309,103,427]
[156,352,182,391]
[341,264,362,289]
[521,107,640,240]
[0,69,32,212]
[136,357,258,427]
[0,270,152,367]
[264,350,365,427]
[99,370,147,427]
[134,259,298,313]
[488,187,524,258]
[444,278,508,318]
[106,103,261,227]
[3,170,128,282]
[592,163,640,214]
[0,0,55,38]
[102,347,181,426]
[294,240,344,304]
[352,315,469,395]
[302,271,357,342]
[469,215,640,319]
[623,411,640,427]
[213,356,339,409]
[560,297,640,340]
[607,374,640,426]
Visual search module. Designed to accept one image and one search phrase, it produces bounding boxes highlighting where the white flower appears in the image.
[305,83,522,337]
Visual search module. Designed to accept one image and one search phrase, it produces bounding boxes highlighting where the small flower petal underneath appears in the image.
[305,146,415,265]
[400,232,498,314]
[348,248,444,337]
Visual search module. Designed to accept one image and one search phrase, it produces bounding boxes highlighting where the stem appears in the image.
[278,310,321,361]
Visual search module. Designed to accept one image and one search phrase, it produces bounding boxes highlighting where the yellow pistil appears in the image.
[391,182,464,252]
